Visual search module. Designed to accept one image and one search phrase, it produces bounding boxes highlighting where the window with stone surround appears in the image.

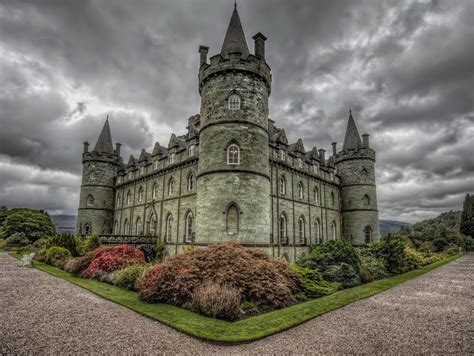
[123,219,129,234]
[280,150,286,161]
[86,194,94,206]
[228,94,241,110]
[331,221,337,240]
[116,194,121,207]
[168,178,175,196]
[315,219,321,244]
[226,204,239,235]
[135,217,142,235]
[227,144,240,165]
[165,214,173,243]
[154,160,159,170]
[279,214,287,244]
[188,173,195,191]
[363,194,370,206]
[188,144,195,157]
[152,183,158,199]
[298,216,305,245]
[185,211,193,243]
[330,191,335,206]
[138,186,144,202]
[127,190,132,205]
[314,186,319,204]
[298,182,304,199]
[364,226,373,243]
[279,176,286,195]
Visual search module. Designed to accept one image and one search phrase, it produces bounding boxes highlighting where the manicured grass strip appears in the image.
[11,253,461,343]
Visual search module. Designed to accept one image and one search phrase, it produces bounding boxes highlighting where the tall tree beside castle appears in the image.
[76,4,380,261]
[460,194,474,238]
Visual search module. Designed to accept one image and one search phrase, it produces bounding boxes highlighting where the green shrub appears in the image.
[0,208,55,242]
[63,253,95,276]
[322,263,361,288]
[16,244,39,256]
[5,232,30,248]
[112,264,150,291]
[190,282,244,321]
[44,246,71,267]
[0,238,5,249]
[48,233,78,256]
[418,241,435,253]
[290,264,341,298]
[83,235,101,254]
[155,239,165,262]
[359,255,388,280]
[297,240,360,273]
[363,237,408,274]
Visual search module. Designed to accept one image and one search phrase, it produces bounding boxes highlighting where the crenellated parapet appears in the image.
[334,146,376,164]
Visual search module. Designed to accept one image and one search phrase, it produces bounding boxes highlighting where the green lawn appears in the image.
[8,253,461,343]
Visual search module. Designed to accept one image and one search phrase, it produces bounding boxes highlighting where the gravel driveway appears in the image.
[1,253,473,354]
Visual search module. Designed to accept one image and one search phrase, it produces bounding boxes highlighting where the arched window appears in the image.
[114,221,119,234]
[364,226,373,243]
[116,194,121,208]
[279,176,286,195]
[168,178,175,196]
[135,217,143,235]
[147,212,157,235]
[279,214,287,244]
[363,194,370,206]
[227,144,240,165]
[298,182,304,199]
[315,219,321,244]
[152,183,158,200]
[138,186,144,202]
[228,94,241,110]
[298,216,305,245]
[123,219,129,234]
[127,191,132,205]
[86,194,94,206]
[314,186,319,204]
[185,211,194,243]
[226,204,239,234]
[331,221,337,240]
[330,192,335,206]
[89,171,96,180]
[188,173,195,191]
[165,214,173,242]
[83,224,91,235]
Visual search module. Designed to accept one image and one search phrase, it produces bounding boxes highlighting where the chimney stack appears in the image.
[115,143,121,156]
[318,149,326,166]
[199,45,209,66]
[83,141,89,154]
[252,32,267,60]
[362,133,370,148]
[331,142,337,156]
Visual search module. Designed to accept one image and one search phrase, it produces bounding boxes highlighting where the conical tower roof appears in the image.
[342,111,362,151]
[220,5,249,58]
[93,118,114,154]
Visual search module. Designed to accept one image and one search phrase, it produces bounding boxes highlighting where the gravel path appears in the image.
[1,253,473,354]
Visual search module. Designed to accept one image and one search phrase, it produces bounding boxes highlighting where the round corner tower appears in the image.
[76,119,121,236]
[335,112,380,246]
[196,6,272,243]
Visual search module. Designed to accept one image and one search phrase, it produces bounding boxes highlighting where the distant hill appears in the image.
[379,220,411,236]
[50,214,76,234]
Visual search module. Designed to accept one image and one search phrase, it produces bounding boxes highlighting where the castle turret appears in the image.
[196,4,272,243]
[76,118,122,236]
[335,111,380,245]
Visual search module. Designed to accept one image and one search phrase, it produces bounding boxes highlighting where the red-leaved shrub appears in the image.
[138,242,303,312]
[82,244,145,278]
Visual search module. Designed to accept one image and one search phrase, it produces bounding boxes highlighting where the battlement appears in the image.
[334,147,376,163]
[198,53,272,94]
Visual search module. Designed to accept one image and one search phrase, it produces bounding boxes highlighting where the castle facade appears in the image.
[76,6,380,261]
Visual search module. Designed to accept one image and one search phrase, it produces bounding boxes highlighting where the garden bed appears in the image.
[11,252,460,343]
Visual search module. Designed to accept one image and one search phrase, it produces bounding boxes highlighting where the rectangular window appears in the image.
[188,145,195,157]
[280,150,286,161]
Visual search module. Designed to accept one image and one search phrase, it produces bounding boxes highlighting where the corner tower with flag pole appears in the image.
[335,111,380,245]
[196,4,272,243]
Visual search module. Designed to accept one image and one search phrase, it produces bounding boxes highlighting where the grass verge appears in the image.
[8,252,461,343]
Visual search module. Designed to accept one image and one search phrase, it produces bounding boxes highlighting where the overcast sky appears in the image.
[0,0,473,222]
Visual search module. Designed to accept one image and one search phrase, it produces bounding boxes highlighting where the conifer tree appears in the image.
[460,194,474,238]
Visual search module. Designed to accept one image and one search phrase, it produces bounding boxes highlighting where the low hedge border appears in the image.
[9,252,462,343]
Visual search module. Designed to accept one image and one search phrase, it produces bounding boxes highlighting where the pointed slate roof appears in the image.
[220,5,249,58]
[127,155,136,167]
[342,111,362,151]
[93,118,114,154]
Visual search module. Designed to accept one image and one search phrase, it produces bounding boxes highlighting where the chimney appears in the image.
[331,142,337,156]
[318,149,326,166]
[83,141,89,154]
[362,133,370,148]
[115,143,121,156]
[199,45,209,66]
[252,32,267,60]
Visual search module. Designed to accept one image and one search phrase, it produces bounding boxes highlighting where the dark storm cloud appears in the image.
[0,0,473,220]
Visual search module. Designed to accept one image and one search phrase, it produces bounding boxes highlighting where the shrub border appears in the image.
[10,252,462,343]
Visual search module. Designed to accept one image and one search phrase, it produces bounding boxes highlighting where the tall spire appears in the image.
[342,110,363,151]
[220,4,249,58]
[93,117,114,154]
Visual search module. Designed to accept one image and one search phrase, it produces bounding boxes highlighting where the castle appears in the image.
[76,5,380,261]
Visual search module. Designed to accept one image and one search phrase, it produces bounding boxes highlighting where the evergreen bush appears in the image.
[297,240,360,272]
[112,264,150,291]
[322,263,361,288]
[5,232,30,248]
[290,264,341,298]
[359,255,388,280]
[44,246,71,267]
[48,233,78,256]
[362,237,408,274]
[83,235,101,254]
